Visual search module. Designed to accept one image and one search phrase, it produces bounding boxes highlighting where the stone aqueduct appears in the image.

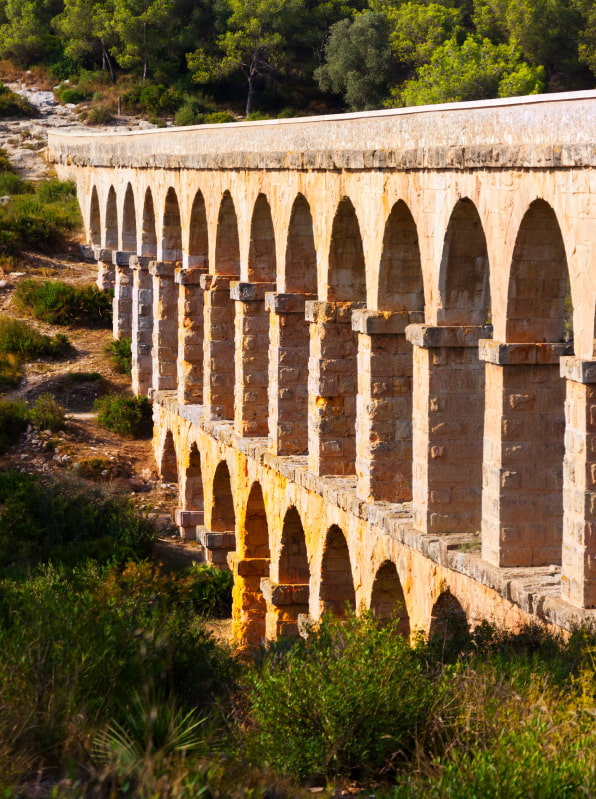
[49,91,596,644]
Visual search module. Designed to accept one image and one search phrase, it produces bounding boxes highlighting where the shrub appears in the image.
[0,315,70,358]
[94,393,152,438]
[0,83,37,118]
[104,336,132,374]
[0,179,81,255]
[58,87,87,104]
[204,111,235,124]
[174,102,204,126]
[244,612,435,781]
[184,562,233,618]
[0,148,12,172]
[36,178,77,203]
[14,280,112,325]
[0,399,29,451]
[31,392,66,432]
[83,106,114,125]
[0,470,157,569]
[0,171,31,195]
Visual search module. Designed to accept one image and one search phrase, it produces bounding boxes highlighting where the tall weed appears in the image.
[14,279,112,325]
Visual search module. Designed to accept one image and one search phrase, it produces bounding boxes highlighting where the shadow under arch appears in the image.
[438,197,490,325]
[378,200,423,313]
[319,524,356,616]
[89,186,101,246]
[328,196,366,303]
[507,199,571,344]
[142,187,157,258]
[485,199,573,568]
[285,193,317,294]
[236,482,270,645]
[370,560,410,637]
[162,187,182,261]
[122,183,137,253]
[211,461,235,534]
[215,191,240,277]
[184,442,204,513]
[249,193,276,283]
[424,197,490,534]
[188,190,208,269]
[105,186,118,250]
[159,430,177,483]
[428,590,469,655]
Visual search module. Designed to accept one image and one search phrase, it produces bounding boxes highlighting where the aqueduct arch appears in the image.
[49,91,596,647]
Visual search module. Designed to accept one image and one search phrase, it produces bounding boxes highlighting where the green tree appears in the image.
[375,1,463,67]
[315,10,395,110]
[110,0,176,80]
[0,0,62,65]
[187,0,306,115]
[397,35,545,106]
[53,0,118,81]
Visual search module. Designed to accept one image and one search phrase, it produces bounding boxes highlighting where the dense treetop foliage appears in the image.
[0,0,593,114]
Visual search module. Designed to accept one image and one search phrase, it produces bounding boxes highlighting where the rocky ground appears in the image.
[0,74,190,544]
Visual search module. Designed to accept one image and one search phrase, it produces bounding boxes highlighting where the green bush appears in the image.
[31,392,66,432]
[14,280,112,325]
[0,179,81,255]
[0,172,30,195]
[93,393,152,438]
[204,111,235,124]
[104,336,132,374]
[0,470,157,570]
[123,84,183,116]
[83,106,113,125]
[244,612,435,781]
[0,399,29,451]
[0,148,12,172]
[185,562,233,618]
[58,87,87,104]
[0,315,70,358]
[36,179,77,203]
[0,83,37,119]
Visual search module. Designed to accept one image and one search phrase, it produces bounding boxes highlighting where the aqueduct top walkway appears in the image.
[48,91,596,643]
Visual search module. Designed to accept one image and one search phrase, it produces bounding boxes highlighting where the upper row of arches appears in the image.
[88,181,588,352]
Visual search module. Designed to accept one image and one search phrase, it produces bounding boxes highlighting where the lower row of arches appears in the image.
[159,429,468,641]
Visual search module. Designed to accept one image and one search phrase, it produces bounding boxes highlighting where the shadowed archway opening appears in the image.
[328,197,366,303]
[425,198,489,534]
[370,560,410,636]
[188,190,208,269]
[122,183,137,253]
[159,431,177,483]
[320,525,356,616]
[142,188,157,258]
[275,506,310,637]
[162,187,182,262]
[270,194,317,455]
[184,443,204,513]
[105,186,118,250]
[248,194,276,283]
[238,482,270,644]
[486,200,572,567]
[285,194,317,295]
[507,200,570,344]
[211,461,235,533]
[429,590,468,651]
[366,200,423,501]
[439,198,490,325]
[215,191,240,277]
[89,186,101,246]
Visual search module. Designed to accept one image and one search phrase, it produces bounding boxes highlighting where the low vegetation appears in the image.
[14,278,112,325]
[104,336,132,375]
[94,393,152,438]
[0,82,36,118]
[30,392,66,431]
[0,315,70,390]
[0,464,591,796]
[0,179,81,256]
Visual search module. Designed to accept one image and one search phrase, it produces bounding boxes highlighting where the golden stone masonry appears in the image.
[48,91,596,646]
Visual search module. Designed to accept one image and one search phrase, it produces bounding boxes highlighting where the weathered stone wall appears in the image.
[48,91,596,644]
